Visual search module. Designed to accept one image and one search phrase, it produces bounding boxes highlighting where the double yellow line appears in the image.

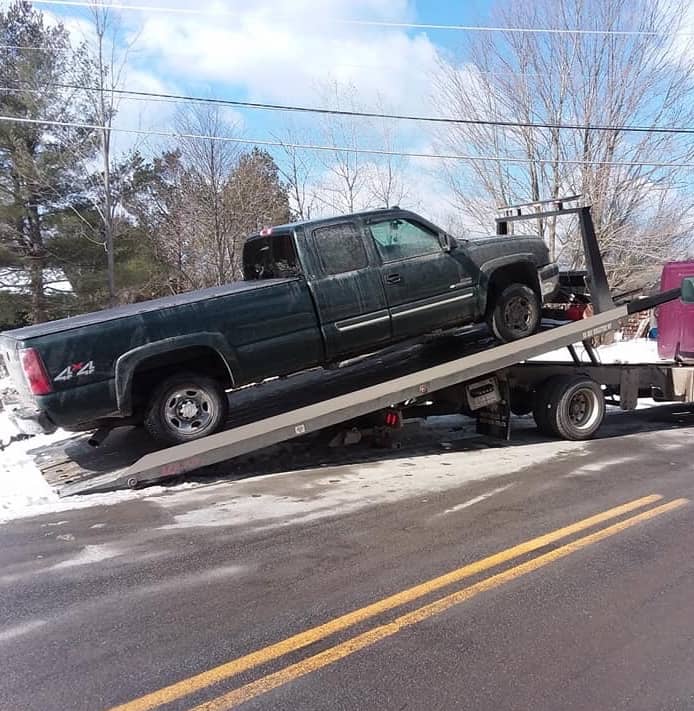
[109,494,686,711]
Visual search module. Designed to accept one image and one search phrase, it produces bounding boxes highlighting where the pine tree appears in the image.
[0,1,95,322]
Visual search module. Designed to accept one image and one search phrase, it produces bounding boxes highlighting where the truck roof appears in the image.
[247,207,436,242]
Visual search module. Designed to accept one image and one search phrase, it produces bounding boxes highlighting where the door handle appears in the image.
[385,273,402,285]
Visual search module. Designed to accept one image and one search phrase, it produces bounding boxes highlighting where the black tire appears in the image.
[532,378,559,436]
[510,388,534,416]
[144,372,229,445]
[534,375,605,441]
[489,283,541,343]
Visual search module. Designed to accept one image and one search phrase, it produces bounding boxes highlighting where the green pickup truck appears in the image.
[0,208,558,444]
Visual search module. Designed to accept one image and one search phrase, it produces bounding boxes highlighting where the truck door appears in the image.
[307,220,392,359]
[367,216,475,338]
[658,261,694,360]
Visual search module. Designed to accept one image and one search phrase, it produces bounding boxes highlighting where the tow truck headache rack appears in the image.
[496,194,614,314]
[40,199,690,496]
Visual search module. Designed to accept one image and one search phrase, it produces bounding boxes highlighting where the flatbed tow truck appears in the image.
[25,197,694,496]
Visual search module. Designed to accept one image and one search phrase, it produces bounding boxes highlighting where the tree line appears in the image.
[2,0,692,328]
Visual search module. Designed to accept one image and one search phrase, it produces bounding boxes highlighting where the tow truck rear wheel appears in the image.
[144,372,229,445]
[489,283,541,343]
[533,375,605,440]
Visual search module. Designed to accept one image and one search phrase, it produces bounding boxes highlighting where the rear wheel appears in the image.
[144,372,229,445]
[533,375,605,440]
[489,283,541,343]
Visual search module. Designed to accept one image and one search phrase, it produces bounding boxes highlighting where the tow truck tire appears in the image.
[534,375,605,440]
[144,372,229,445]
[489,284,541,343]
[510,388,534,416]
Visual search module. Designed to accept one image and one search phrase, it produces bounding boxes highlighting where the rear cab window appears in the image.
[243,231,303,280]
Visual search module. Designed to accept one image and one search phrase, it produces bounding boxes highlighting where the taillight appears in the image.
[19,348,53,395]
[384,410,401,428]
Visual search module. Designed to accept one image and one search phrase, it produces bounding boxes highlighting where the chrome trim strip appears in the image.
[393,292,474,318]
[335,314,391,332]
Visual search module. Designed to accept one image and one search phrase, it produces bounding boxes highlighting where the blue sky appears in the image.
[35,0,493,143]
[21,0,508,222]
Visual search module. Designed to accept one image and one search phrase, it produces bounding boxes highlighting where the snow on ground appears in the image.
[0,400,183,523]
[532,337,661,364]
[0,419,131,523]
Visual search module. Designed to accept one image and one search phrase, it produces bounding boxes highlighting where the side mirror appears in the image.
[441,233,457,252]
[682,276,694,303]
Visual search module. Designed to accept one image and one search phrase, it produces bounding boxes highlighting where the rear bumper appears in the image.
[538,264,560,300]
[0,388,57,436]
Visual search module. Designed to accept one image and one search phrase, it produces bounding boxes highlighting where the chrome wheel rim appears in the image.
[503,295,533,332]
[163,386,216,435]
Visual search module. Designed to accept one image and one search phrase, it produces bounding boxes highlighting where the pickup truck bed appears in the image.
[5,280,297,338]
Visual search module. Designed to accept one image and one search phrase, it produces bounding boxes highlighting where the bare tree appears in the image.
[364,97,408,209]
[175,103,241,286]
[435,0,694,289]
[79,1,137,306]
[315,81,374,215]
[274,124,317,221]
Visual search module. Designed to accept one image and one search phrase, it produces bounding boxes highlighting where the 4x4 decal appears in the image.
[54,360,95,382]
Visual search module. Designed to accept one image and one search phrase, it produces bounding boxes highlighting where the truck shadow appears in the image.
[158,403,694,489]
[31,402,694,493]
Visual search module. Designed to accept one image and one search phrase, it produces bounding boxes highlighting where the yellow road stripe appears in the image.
[107,494,662,711]
[193,497,688,711]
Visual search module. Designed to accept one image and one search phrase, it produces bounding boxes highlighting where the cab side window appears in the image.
[313,222,368,274]
[370,219,441,262]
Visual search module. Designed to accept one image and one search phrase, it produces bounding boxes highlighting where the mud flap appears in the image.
[474,378,512,440]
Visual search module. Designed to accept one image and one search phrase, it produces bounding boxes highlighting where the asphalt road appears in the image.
[2,406,694,711]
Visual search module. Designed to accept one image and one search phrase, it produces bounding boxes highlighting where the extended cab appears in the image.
[0,208,558,444]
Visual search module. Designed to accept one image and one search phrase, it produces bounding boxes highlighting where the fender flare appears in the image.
[478,255,539,314]
[115,333,239,416]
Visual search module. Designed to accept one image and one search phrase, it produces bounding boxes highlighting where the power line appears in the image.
[2,114,694,169]
[0,45,543,78]
[5,82,694,136]
[25,0,694,36]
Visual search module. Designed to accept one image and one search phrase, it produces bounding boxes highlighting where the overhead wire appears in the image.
[2,114,694,169]
[3,82,694,136]
[24,0,694,36]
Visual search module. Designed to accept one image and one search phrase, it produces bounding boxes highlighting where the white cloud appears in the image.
[133,0,441,112]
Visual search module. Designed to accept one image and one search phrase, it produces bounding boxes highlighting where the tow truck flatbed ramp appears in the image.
[54,302,651,496]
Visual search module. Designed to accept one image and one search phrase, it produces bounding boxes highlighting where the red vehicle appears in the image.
[657,260,694,362]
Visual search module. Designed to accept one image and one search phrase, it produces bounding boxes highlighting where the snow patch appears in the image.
[0,418,66,518]
[50,544,121,569]
[533,338,662,364]
[0,619,47,644]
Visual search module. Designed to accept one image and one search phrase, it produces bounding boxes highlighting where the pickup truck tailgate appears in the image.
[0,334,29,400]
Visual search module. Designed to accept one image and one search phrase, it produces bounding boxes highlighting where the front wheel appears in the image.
[489,283,540,343]
[144,372,229,445]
